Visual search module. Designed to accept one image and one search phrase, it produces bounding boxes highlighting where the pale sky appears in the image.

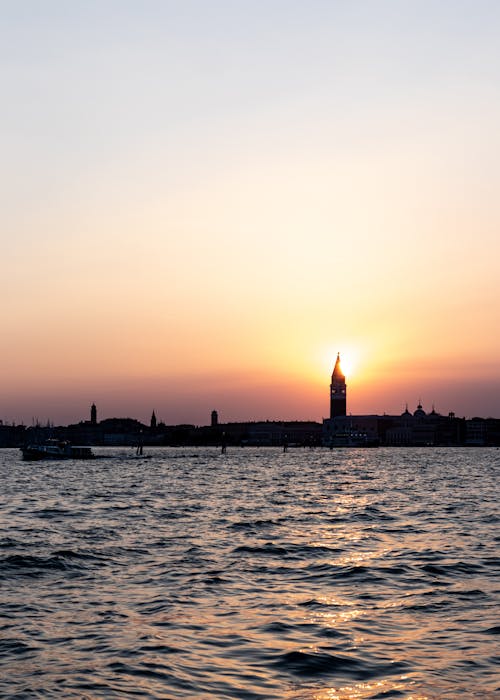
[2,1,500,425]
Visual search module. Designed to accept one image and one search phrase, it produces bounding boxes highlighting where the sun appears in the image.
[314,343,364,385]
[320,345,360,380]
[339,354,354,379]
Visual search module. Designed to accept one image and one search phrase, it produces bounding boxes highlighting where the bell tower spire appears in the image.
[330,353,347,419]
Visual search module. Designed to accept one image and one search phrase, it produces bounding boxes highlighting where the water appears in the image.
[0,447,499,699]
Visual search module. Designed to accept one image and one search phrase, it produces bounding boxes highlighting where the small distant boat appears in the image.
[21,439,95,461]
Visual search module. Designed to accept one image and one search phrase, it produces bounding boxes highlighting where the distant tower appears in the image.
[211,410,218,427]
[150,411,157,429]
[90,403,97,425]
[330,353,347,419]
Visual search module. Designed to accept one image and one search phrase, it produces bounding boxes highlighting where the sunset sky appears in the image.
[2,1,500,425]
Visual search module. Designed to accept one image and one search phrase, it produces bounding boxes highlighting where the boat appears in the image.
[21,439,95,461]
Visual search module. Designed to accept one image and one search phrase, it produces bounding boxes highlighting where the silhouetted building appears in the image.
[213,420,322,446]
[323,356,472,446]
[211,410,218,427]
[323,414,380,446]
[465,417,487,445]
[0,423,26,447]
[99,418,147,446]
[151,411,157,429]
[90,403,97,425]
[330,353,347,419]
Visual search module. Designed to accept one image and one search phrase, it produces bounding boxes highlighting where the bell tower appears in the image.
[330,353,347,419]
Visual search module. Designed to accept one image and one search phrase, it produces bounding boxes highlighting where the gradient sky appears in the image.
[2,1,500,425]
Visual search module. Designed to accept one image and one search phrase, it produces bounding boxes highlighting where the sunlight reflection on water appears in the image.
[0,446,499,698]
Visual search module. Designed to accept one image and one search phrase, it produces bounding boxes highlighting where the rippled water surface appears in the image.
[1,447,499,699]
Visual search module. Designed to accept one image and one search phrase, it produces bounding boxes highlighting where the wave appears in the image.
[272,649,409,680]
[0,550,107,577]
[0,638,37,656]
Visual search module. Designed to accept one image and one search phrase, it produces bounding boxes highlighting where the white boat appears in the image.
[21,439,94,461]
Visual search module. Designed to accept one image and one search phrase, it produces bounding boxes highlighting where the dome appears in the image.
[413,403,426,418]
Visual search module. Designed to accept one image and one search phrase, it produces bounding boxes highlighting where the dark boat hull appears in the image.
[21,445,95,461]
